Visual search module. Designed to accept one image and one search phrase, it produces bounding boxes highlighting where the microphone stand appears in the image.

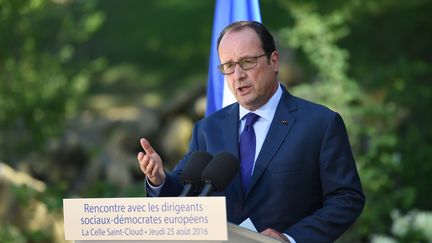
[198,181,214,196]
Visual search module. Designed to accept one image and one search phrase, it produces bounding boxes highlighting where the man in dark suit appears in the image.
[138,21,365,242]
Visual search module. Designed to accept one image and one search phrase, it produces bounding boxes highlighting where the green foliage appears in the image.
[86,0,214,98]
[0,0,106,163]
[5,184,59,242]
[0,225,26,243]
[1,0,430,242]
[277,0,432,241]
[80,180,147,198]
[390,210,432,242]
[12,184,38,207]
[37,182,68,211]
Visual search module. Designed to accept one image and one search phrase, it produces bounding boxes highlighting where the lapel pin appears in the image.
[282,120,288,125]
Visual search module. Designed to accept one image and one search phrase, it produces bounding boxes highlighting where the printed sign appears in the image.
[63,197,227,241]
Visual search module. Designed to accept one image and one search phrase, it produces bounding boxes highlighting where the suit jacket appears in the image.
[154,85,365,243]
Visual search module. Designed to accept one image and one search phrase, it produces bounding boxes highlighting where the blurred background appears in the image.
[1,0,431,242]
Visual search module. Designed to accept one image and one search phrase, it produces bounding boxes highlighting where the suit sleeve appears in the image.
[286,113,365,243]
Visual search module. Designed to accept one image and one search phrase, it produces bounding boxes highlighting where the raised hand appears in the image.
[137,138,166,186]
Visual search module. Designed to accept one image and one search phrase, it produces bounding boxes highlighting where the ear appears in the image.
[270,51,279,72]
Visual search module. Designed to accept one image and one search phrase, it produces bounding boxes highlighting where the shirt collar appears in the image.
[239,83,282,122]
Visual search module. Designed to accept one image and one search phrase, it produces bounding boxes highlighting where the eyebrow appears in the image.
[222,54,261,64]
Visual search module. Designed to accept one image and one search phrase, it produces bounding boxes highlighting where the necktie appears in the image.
[239,113,260,194]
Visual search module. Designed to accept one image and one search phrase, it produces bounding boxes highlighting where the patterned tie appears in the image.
[239,112,260,194]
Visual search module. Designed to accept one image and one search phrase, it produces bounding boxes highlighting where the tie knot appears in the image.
[244,113,260,127]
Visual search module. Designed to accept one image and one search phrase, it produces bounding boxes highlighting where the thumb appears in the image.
[140,138,155,155]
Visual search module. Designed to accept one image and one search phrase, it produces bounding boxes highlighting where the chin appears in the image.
[240,103,256,111]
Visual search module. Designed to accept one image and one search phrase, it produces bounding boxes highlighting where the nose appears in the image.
[232,63,246,81]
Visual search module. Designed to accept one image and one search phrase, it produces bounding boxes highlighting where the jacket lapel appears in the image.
[221,104,243,198]
[222,104,239,157]
[245,88,297,198]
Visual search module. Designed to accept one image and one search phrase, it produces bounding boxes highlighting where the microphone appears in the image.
[199,152,240,196]
[178,151,213,196]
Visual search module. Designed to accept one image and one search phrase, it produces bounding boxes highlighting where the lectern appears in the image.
[75,223,280,243]
[65,197,281,243]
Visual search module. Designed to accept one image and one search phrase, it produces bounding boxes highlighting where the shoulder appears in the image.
[195,103,238,128]
[200,103,237,122]
[279,88,345,134]
[294,96,335,116]
[282,88,337,119]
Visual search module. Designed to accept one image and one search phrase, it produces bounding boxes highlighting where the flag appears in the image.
[205,0,262,116]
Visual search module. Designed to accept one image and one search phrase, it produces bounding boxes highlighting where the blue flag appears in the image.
[205,0,262,116]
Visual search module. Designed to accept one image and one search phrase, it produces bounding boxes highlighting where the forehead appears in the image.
[218,28,262,61]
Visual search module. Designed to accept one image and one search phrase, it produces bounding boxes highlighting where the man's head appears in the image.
[217,21,276,60]
[217,21,279,111]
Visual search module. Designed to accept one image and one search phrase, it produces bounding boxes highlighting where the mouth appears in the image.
[237,85,251,95]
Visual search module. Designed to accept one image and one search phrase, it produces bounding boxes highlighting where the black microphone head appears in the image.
[201,152,240,192]
[180,151,213,191]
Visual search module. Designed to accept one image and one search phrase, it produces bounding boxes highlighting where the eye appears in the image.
[240,58,255,67]
[242,58,255,64]
[224,63,235,70]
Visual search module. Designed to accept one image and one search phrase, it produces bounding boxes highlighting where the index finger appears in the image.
[140,138,155,155]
